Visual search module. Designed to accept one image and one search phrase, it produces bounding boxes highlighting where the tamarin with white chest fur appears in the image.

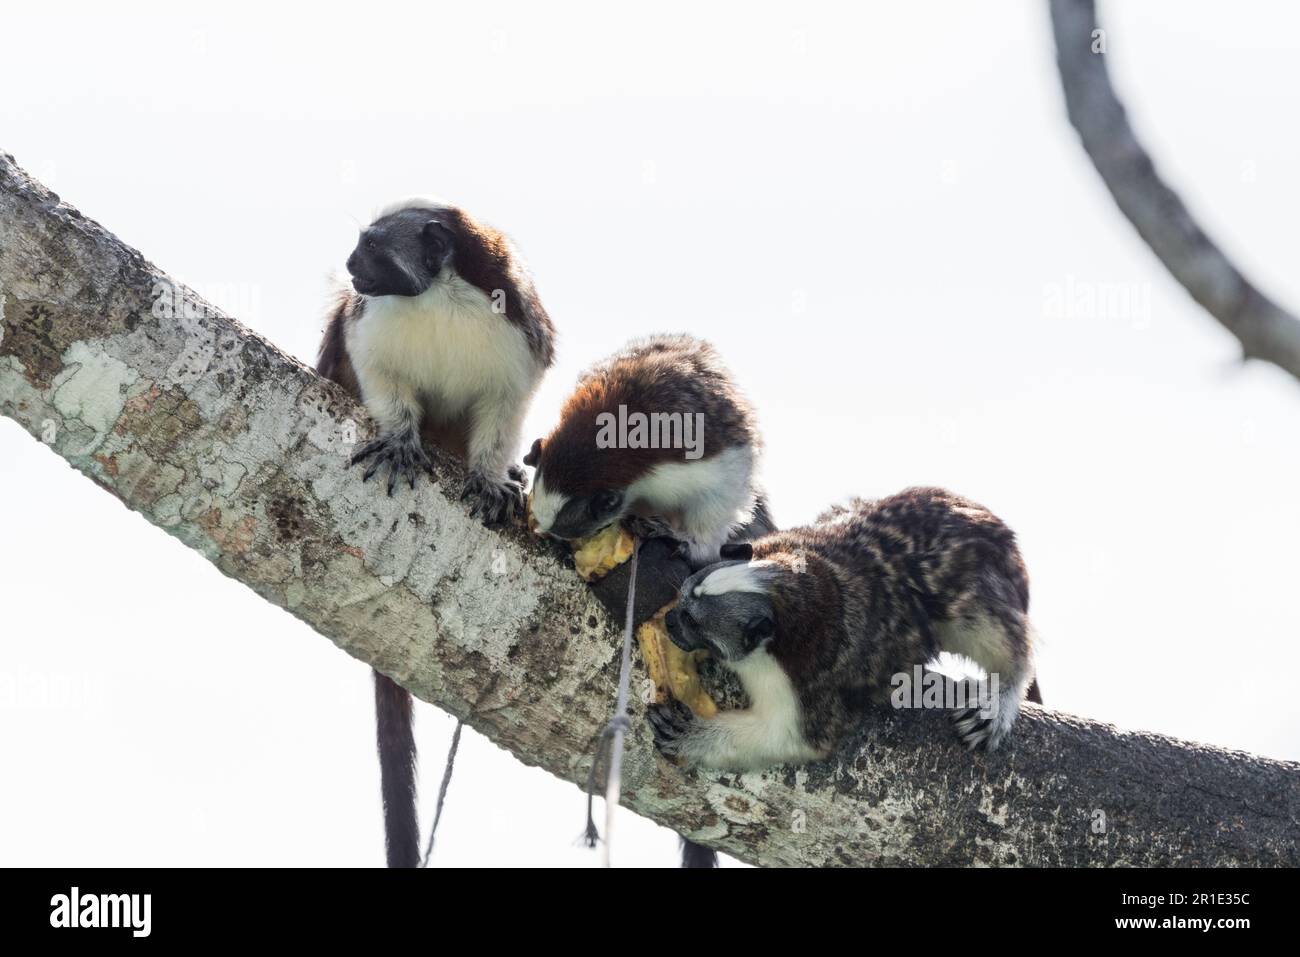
[317,198,554,867]
[650,488,1043,769]
[526,334,773,564]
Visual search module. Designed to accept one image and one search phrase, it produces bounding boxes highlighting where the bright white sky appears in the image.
[2,1,1298,867]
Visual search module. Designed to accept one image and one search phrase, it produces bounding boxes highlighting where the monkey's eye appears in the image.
[591,490,622,517]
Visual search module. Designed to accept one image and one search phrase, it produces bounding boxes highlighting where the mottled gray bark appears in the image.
[2,152,1297,866]
[1050,0,1300,383]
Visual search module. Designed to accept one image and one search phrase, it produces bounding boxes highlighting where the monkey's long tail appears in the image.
[374,669,420,868]
[681,838,719,868]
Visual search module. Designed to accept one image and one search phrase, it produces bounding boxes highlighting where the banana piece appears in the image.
[637,602,718,718]
[571,523,635,583]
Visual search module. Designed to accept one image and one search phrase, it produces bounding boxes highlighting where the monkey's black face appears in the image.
[346,209,454,298]
[666,562,777,663]
[537,486,626,541]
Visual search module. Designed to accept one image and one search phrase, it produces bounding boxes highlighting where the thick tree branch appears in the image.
[2,152,1297,866]
[1050,0,1300,382]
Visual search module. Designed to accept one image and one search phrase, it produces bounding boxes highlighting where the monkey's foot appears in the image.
[648,699,696,758]
[350,429,434,496]
[952,678,1019,752]
[462,469,525,526]
[951,705,995,752]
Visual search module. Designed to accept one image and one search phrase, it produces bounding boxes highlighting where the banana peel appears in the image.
[528,497,718,718]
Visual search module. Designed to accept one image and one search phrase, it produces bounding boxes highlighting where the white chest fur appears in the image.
[627,444,756,550]
[727,648,820,764]
[345,274,537,418]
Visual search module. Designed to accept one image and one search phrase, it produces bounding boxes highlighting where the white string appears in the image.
[595,539,640,867]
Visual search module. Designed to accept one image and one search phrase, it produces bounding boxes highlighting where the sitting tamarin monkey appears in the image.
[317,198,555,867]
[525,334,771,565]
[650,488,1042,769]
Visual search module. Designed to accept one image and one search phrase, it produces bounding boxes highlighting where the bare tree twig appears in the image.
[1050,0,1300,382]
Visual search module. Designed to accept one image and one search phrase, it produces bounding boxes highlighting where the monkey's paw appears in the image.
[463,469,526,527]
[952,704,1017,752]
[951,706,994,751]
[350,430,434,496]
[648,699,696,758]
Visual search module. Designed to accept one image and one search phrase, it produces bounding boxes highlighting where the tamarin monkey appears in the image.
[526,334,773,564]
[525,334,773,867]
[317,198,554,866]
[650,488,1043,769]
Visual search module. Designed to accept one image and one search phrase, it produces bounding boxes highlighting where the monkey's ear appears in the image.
[719,542,753,562]
[523,438,543,467]
[743,616,775,647]
[422,220,454,268]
